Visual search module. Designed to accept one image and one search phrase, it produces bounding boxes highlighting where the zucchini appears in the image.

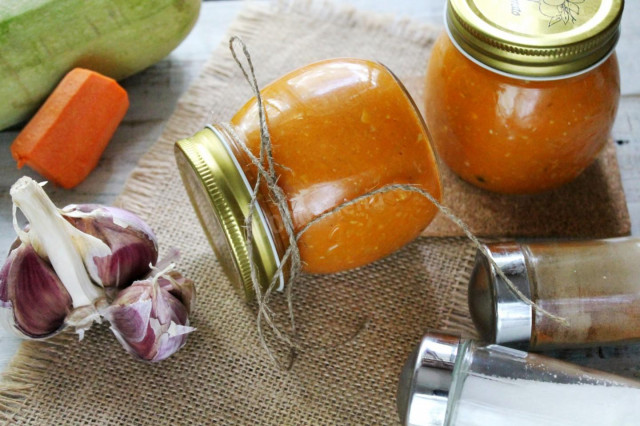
[0,0,201,130]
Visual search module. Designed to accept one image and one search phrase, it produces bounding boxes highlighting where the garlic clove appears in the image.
[147,247,195,314]
[64,220,112,284]
[0,246,17,335]
[157,271,196,316]
[108,295,153,344]
[0,250,10,304]
[0,243,72,338]
[150,320,195,362]
[62,204,158,288]
[103,265,195,362]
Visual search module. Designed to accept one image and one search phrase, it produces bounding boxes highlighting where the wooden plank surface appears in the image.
[1,0,639,380]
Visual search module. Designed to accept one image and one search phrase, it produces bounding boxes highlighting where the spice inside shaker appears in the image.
[468,238,640,350]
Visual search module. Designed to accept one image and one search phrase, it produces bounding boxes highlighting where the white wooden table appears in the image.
[1,0,640,378]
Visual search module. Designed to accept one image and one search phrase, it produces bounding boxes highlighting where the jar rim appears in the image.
[174,125,284,301]
[445,0,623,79]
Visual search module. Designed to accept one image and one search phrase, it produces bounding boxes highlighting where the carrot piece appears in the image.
[11,68,129,189]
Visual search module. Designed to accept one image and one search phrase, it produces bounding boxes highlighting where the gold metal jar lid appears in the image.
[174,126,284,301]
[446,0,624,79]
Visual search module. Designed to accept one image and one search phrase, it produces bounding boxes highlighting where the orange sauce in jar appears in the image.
[426,34,620,194]
[176,58,441,297]
[425,0,623,194]
[230,59,441,273]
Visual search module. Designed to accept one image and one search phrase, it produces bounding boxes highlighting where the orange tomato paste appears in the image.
[228,58,441,273]
[425,33,620,194]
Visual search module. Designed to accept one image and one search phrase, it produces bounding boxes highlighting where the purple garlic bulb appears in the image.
[8,177,108,339]
[0,242,72,338]
[62,204,158,289]
[103,263,196,362]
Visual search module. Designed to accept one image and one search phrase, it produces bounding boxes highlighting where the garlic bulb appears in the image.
[62,204,158,288]
[0,242,72,338]
[104,262,196,362]
[3,177,193,363]
[9,177,107,338]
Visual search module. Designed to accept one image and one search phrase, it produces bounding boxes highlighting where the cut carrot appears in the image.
[11,68,129,189]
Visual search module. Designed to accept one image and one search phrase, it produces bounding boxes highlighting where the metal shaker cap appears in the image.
[468,242,533,346]
[397,331,461,426]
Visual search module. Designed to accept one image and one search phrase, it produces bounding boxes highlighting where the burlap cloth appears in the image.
[0,1,630,424]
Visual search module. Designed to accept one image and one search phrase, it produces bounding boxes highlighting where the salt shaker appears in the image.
[468,238,640,350]
[397,331,640,426]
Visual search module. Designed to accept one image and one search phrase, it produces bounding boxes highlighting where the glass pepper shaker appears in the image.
[468,238,640,350]
[397,331,640,426]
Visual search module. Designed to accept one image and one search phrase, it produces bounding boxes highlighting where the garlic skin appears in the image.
[104,264,196,362]
[157,271,196,316]
[150,248,196,315]
[62,204,158,289]
[0,243,72,338]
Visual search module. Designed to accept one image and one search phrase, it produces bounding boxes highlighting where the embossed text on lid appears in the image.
[446,0,623,78]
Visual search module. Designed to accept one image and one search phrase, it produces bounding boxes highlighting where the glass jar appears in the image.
[175,58,441,300]
[397,331,640,426]
[468,238,640,350]
[424,0,623,194]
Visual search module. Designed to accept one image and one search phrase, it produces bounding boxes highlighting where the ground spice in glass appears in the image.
[527,238,640,349]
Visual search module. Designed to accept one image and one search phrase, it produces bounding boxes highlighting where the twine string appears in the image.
[227,36,568,368]
[229,37,299,367]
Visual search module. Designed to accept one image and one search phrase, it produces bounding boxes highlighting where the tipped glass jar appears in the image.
[469,238,640,350]
[425,0,622,193]
[175,58,441,300]
[397,331,640,426]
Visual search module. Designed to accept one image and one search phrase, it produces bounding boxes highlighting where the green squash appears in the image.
[0,0,201,130]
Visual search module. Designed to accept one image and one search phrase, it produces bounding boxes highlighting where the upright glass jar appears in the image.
[425,0,623,194]
[175,59,441,300]
[397,331,640,426]
[468,238,640,350]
